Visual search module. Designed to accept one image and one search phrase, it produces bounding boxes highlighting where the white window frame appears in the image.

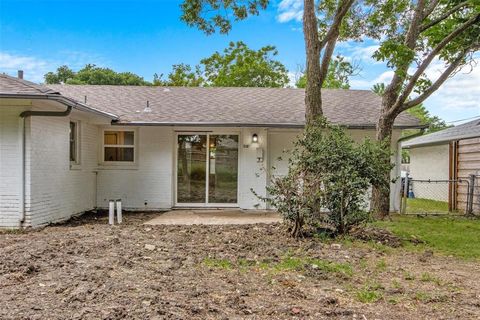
[101,128,137,166]
[69,120,81,169]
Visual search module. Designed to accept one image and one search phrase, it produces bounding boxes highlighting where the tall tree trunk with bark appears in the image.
[303,0,323,125]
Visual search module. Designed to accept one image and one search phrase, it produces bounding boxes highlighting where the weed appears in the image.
[376,259,387,272]
[403,271,415,281]
[420,272,442,285]
[203,257,233,270]
[414,291,431,302]
[355,284,383,303]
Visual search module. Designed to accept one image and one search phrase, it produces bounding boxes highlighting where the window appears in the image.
[70,122,79,163]
[104,131,135,162]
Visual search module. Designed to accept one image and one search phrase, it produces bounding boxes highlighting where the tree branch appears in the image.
[318,0,355,50]
[383,0,426,111]
[394,13,480,109]
[422,0,440,20]
[401,53,466,111]
[318,0,355,85]
[420,1,470,32]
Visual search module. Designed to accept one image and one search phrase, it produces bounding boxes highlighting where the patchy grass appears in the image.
[406,198,450,214]
[202,255,353,278]
[355,283,384,303]
[203,257,233,269]
[374,215,480,260]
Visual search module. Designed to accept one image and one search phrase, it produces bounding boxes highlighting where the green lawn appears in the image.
[374,215,480,260]
[406,198,450,214]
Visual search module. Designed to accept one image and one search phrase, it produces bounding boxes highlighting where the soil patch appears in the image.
[1,211,479,319]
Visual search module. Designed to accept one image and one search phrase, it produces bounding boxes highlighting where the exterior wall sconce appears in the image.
[252,133,259,143]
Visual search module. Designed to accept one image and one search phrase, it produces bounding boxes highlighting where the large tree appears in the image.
[368,0,479,217]
[156,41,289,87]
[44,64,149,85]
[180,0,359,124]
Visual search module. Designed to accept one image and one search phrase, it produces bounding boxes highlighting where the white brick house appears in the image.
[0,74,421,228]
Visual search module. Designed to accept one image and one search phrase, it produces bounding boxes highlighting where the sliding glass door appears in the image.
[176,133,238,205]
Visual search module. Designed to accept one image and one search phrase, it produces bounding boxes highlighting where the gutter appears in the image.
[111,121,424,130]
[1,93,118,120]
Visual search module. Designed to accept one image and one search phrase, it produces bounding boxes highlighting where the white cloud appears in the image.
[277,0,303,23]
[0,52,50,82]
[350,70,393,89]
[428,62,480,111]
[0,51,107,83]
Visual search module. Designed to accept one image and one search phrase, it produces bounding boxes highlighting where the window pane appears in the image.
[104,147,134,162]
[70,122,76,162]
[104,131,134,145]
[177,135,207,203]
[208,135,238,203]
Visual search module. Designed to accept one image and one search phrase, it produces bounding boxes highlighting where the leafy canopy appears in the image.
[156,41,289,87]
[44,64,149,85]
[296,56,358,89]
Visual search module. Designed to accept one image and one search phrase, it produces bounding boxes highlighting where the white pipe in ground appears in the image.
[116,199,122,224]
[108,200,115,225]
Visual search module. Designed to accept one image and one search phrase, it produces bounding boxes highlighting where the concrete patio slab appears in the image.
[144,209,282,225]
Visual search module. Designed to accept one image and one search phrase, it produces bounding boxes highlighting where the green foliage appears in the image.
[356,283,384,303]
[44,64,149,85]
[296,56,357,89]
[157,41,289,87]
[180,0,269,35]
[366,0,479,96]
[259,119,393,237]
[153,64,204,87]
[201,41,289,87]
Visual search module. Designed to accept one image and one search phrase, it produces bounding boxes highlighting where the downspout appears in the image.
[393,128,426,211]
[19,106,72,225]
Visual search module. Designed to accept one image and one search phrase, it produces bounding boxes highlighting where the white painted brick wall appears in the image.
[0,108,23,227]
[25,116,99,227]
[96,126,174,210]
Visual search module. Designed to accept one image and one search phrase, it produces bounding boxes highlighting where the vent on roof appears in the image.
[163,88,170,92]
[17,70,24,79]
[143,101,152,113]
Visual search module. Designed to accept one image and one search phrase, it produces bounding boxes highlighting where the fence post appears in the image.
[401,173,409,214]
[467,174,475,215]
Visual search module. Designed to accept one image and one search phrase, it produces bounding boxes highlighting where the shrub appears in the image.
[258,118,392,237]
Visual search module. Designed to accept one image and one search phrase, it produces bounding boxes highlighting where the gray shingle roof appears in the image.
[0,73,59,95]
[0,74,117,119]
[403,118,480,148]
[46,85,420,128]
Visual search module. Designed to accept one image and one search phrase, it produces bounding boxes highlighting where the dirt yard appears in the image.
[1,211,479,320]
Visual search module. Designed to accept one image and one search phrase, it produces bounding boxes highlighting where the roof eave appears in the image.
[0,93,118,120]
[111,121,423,129]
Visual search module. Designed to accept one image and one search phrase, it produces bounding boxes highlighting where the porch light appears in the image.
[252,133,258,143]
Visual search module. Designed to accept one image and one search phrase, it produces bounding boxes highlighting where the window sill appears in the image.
[97,163,139,170]
[70,163,82,171]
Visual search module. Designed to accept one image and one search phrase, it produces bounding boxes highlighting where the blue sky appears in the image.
[1,0,478,123]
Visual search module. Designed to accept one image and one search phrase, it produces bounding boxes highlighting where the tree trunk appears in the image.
[303,0,323,125]
[372,108,395,219]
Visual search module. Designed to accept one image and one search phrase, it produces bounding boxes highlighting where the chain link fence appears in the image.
[400,175,478,216]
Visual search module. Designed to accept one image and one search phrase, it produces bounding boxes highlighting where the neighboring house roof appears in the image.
[0,74,118,119]
[403,118,480,148]
[46,84,420,128]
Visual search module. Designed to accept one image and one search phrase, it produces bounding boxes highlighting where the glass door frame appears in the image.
[174,131,240,207]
